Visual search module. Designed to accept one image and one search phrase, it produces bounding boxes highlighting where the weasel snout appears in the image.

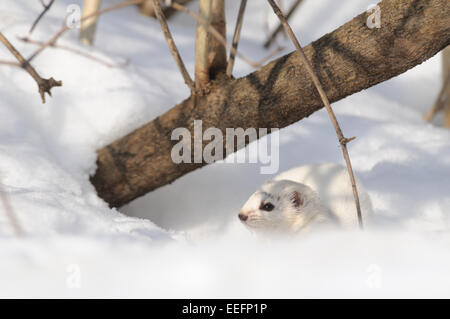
[238,212,248,221]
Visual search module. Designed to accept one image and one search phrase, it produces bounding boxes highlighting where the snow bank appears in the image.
[0,0,449,298]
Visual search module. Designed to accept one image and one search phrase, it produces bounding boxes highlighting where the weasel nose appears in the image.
[238,213,248,221]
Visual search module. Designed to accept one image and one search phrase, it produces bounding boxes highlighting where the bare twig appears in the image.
[267,0,364,228]
[0,32,62,103]
[18,36,128,68]
[79,0,102,46]
[276,0,288,41]
[151,0,194,93]
[0,178,24,237]
[226,0,247,77]
[29,0,55,35]
[27,0,145,63]
[172,2,259,68]
[441,46,450,127]
[27,23,67,63]
[0,60,20,66]
[425,71,450,122]
[264,0,304,48]
[208,0,228,78]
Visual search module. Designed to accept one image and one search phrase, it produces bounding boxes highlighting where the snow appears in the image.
[0,0,449,298]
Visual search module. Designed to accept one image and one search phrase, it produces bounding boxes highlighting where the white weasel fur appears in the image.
[239,163,373,233]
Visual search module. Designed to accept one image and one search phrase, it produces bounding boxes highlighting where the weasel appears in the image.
[238,163,373,233]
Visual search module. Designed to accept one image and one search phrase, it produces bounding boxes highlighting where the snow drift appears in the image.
[0,0,449,298]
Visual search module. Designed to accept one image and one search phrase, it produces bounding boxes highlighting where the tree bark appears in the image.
[91,0,450,207]
[208,0,227,79]
[194,0,212,88]
[195,0,227,89]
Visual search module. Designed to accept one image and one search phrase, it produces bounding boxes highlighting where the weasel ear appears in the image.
[291,191,303,208]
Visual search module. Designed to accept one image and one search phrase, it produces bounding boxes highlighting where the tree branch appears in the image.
[0,60,19,66]
[193,0,227,88]
[91,0,450,207]
[151,0,195,93]
[172,2,259,71]
[0,32,62,103]
[226,0,248,77]
[444,46,450,127]
[424,70,450,122]
[194,0,213,89]
[208,0,227,79]
[79,0,102,46]
[29,0,55,35]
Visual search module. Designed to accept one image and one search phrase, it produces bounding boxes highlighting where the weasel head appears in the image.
[238,180,325,233]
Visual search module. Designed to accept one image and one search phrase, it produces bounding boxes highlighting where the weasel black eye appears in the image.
[261,202,275,212]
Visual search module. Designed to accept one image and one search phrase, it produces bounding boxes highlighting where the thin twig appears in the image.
[0,178,24,236]
[277,0,288,41]
[267,0,364,229]
[425,71,450,122]
[0,32,62,103]
[264,0,304,48]
[27,0,145,63]
[226,0,247,77]
[29,0,55,35]
[171,2,259,68]
[0,60,20,66]
[27,23,66,63]
[151,0,195,93]
[18,36,128,68]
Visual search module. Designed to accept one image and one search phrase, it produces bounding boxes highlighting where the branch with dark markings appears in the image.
[91,0,450,208]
